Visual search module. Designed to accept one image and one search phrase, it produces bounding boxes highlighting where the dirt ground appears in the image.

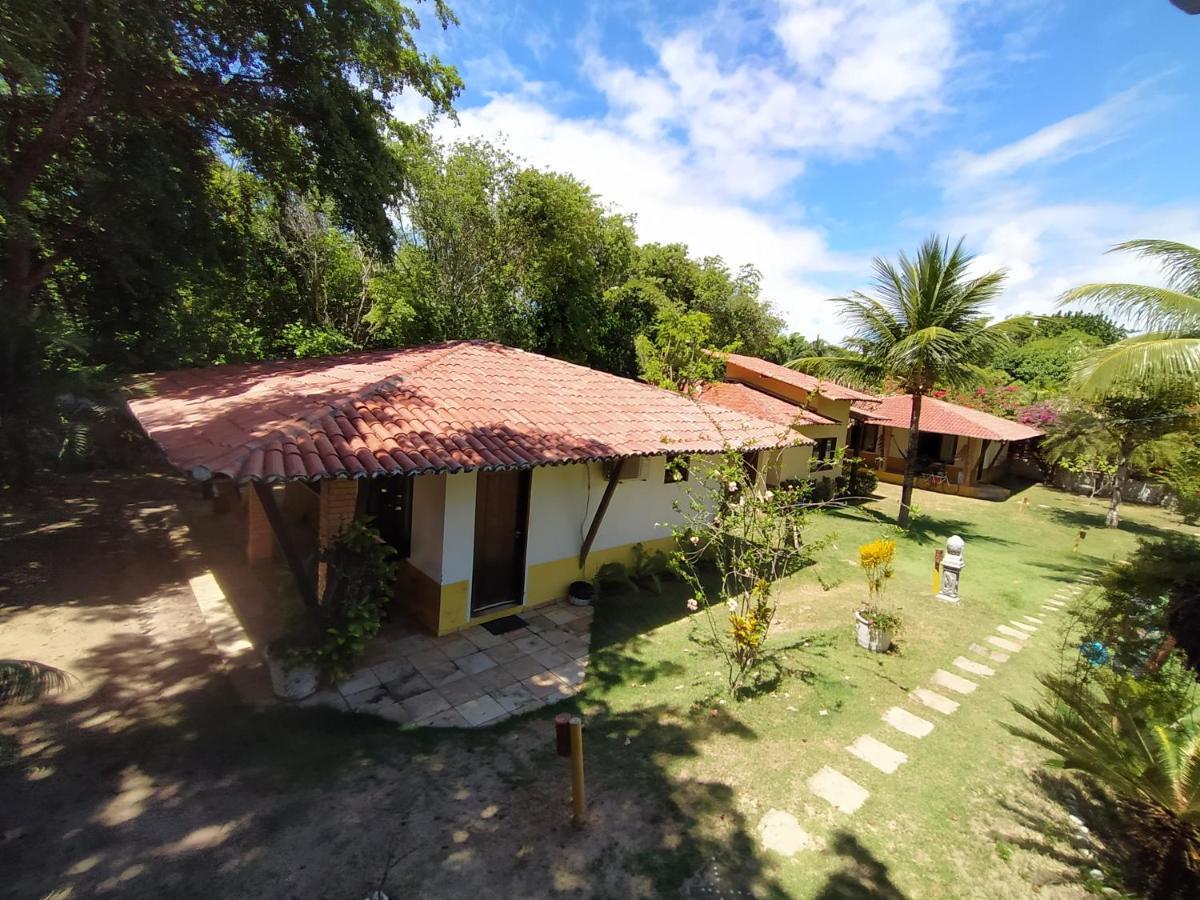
[0,471,693,900]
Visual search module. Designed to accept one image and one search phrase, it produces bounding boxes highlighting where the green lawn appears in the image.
[560,482,1196,898]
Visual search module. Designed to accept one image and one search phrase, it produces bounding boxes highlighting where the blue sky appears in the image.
[401,0,1200,338]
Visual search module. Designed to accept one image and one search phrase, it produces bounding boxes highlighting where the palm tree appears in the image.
[0,659,71,706]
[1060,240,1200,396]
[1008,675,1200,899]
[790,236,1013,527]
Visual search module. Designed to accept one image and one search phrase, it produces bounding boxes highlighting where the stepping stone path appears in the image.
[931,668,978,695]
[996,624,1031,641]
[970,642,1009,663]
[846,735,908,774]
[758,809,817,856]
[883,706,934,737]
[911,687,959,715]
[953,656,995,678]
[987,635,1023,653]
[808,766,870,814]
[786,579,1088,828]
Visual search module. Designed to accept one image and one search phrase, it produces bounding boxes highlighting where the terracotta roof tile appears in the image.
[128,341,803,483]
[697,383,828,431]
[864,394,1044,441]
[724,352,880,402]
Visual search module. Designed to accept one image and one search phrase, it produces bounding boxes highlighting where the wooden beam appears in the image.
[579,459,624,569]
[253,483,319,608]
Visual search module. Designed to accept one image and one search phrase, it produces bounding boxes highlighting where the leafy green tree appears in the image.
[1028,311,1126,346]
[997,329,1102,387]
[1044,378,1200,527]
[635,308,730,393]
[1061,240,1200,395]
[1008,673,1200,899]
[794,236,1016,527]
[0,0,461,403]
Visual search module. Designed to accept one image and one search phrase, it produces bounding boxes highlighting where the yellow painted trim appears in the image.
[525,537,676,607]
[874,469,1010,500]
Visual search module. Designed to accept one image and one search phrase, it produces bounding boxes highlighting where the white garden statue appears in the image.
[936,535,965,603]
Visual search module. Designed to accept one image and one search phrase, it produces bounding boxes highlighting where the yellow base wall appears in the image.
[525,536,676,607]
[874,469,1011,500]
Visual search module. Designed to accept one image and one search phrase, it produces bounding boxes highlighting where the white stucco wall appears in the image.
[525,456,687,567]
[442,471,477,583]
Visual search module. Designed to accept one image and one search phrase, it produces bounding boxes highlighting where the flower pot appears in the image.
[266,650,319,700]
[855,609,892,653]
[568,580,595,607]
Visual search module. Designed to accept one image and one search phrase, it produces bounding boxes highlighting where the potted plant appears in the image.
[265,619,322,700]
[856,538,901,653]
[855,605,904,653]
[567,580,595,607]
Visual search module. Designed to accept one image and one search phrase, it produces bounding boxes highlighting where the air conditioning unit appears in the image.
[603,457,645,482]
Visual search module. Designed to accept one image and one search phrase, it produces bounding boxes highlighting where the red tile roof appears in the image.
[127,341,804,483]
[861,394,1044,441]
[724,352,880,402]
[697,382,830,430]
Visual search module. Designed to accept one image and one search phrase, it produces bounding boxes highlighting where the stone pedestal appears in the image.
[936,535,965,603]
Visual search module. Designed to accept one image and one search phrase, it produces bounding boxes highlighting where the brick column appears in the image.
[246,486,274,563]
[317,479,360,599]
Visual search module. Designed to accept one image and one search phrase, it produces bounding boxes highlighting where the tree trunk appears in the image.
[1152,823,1194,900]
[1107,459,1127,528]
[899,392,923,528]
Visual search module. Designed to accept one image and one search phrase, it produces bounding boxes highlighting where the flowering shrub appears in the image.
[1017,401,1060,427]
[858,538,895,604]
[670,448,826,694]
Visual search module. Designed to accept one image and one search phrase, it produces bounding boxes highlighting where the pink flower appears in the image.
[686,598,699,612]
[689,535,700,546]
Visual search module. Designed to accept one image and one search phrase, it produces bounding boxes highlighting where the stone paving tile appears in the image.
[401,688,451,721]
[389,633,436,656]
[440,637,478,660]
[512,634,552,655]
[415,708,470,728]
[565,617,592,635]
[412,652,462,686]
[299,689,349,711]
[969,643,1008,663]
[438,676,485,707]
[473,666,520,693]
[910,687,958,715]
[462,626,507,650]
[807,766,869,814]
[371,658,416,684]
[846,735,908,774]
[383,670,432,702]
[996,624,1031,641]
[986,635,1023,653]
[1009,620,1037,632]
[532,646,572,669]
[338,667,382,696]
[344,684,389,707]
[547,660,587,688]
[523,614,556,634]
[758,810,817,856]
[456,651,498,676]
[492,681,537,713]
[883,707,934,738]
[501,626,532,643]
[485,641,524,665]
[523,670,573,701]
[503,655,546,680]
[560,637,590,658]
[953,656,995,678]
[366,697,412,724]
[544,607,579,626]
[456,694,507,727]
[540,628,574,646]
[931,669,978,695]
[1023,615,1045,625]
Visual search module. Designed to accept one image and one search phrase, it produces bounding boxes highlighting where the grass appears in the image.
[562,481,1197,897]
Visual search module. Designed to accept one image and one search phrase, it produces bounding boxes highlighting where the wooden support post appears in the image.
[578,459,624,569]
[246,486,275,563]
[252,483,319,608]
[569,717,586,826]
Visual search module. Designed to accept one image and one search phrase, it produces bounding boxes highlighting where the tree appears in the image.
[0,0,462,403]
[1044,378,1199,527]
[635,308,730,393]
[996,329,1102,387]
[1060,240,1200,395]
[1008,674,1200,899]
[793,236,1015,527]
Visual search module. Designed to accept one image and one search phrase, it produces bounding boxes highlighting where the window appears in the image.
[361,476,413,558]
[664,453,690,483]
[852,423,880,454]
[814,437,837,465]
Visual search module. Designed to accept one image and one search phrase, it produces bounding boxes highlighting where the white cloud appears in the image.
[945,85,1145,188]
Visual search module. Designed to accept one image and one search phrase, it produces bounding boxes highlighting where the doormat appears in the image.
[482,615,528,636]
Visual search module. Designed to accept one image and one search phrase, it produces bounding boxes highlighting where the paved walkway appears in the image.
[768,576,1097,853]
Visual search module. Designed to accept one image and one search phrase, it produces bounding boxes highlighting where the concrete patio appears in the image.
[300,602,593,727]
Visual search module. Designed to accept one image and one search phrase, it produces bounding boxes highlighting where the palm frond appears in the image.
[0,660,73,706]
[1110,239,1200,295]
[1074,334,1200,397]
[1059,283,1200,334]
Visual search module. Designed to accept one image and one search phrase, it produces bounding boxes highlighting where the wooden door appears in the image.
[470,470,530,615]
